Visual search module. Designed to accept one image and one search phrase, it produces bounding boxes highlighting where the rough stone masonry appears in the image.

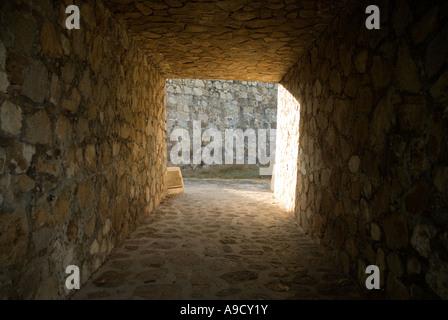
[0,0,447,300]
[0,1,166,299]
[276,0,448,299]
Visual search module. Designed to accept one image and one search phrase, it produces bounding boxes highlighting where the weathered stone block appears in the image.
[40,20,62,57]
[61,62,76,84]
[62,88,81,114]
[410,224,436,258]
[353,117,369,150]
[430,71,448,102]
[434,167,448,194]
[89,239,99,255]
[35,277,58,300]
[382,213,409,249]
[370,95,394,148]
[77,180,93,211]
[356,87,373,114]
[67,219,78,240]
[0,40,6,68]
[55,115,72,144]
[0,40,9,91]
[351,181,360,201]
[12,142,35,174]
[22,61,49,104]
[339,44,352,77]
[329,69,342,94]
[0,70,9,93]
[344,76,358,98]
[387,252,403,278]
[25,110,51,145]
[396,43,421,93]
[405,181,429,215]
[103,219,111,237]
[354,50,368,73]
[370,223,381,241]
[32,205,49,230]
[0,149,5,176]
[386,273,410,299]
[313,214,324,236]
[98,188,109,224]
[426,256,448,299]
[84,144,96,171]
[333,99,353,136]
[53,190,70,224]
[425,27,448,78]
[32,227,53,252]
[111,199,124,231]
[49,75,60,105]
[348,156,360,174]
[392,0,413,37]
[84,215,96,237]
[0,101,22,136]
[371,56,392,89]
[412,7,439,45]
[398,103,426,132]
[407,256,421,275]
[320,60,330,81]
[71,29,86,60]
[345,237,357,259]
[364,243,376,265]
[35,156,61,178]
[17,174,35,192]
[3,8,38,55]
[0,211,29,267]
[87,36,103,72]
[79,70,92,100]
[76,118,90,143]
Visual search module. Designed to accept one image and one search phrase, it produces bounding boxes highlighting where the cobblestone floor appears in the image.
[72,179,364,300]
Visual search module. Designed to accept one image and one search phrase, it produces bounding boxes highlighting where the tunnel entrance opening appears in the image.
[0,0,445,301]
[165,79,277,181]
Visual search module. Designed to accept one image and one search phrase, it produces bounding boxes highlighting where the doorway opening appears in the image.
[165,79,278,182]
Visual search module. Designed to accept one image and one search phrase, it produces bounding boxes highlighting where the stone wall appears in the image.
[277,0,448,299]
[0,0,166,299]
[166,79,277,167]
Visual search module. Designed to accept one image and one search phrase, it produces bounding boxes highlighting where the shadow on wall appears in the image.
[274,0,448,299]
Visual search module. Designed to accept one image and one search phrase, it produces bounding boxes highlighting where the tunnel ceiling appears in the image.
[106,0,352,82]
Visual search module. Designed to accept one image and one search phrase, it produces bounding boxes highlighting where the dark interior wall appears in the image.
[280,0,448,298]
[0,0,166,298]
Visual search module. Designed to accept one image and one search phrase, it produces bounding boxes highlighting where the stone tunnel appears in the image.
[0,0,447,299]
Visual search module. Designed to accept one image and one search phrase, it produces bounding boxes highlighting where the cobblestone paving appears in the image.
[72,179,364,300]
